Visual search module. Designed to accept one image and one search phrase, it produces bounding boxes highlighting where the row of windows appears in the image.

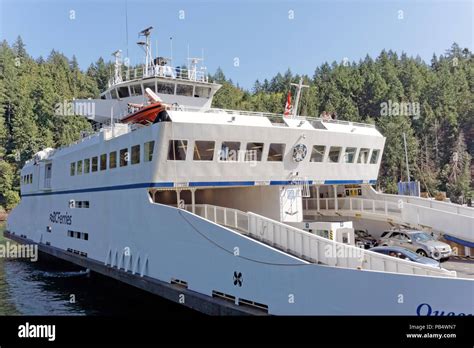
[105,81,211,100]
[69,200,90,208]
[22,174,33,184]
[67,230,89,240]
[71,141,155,176]
[167,140,381,164]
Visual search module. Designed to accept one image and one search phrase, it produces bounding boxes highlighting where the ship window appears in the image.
[245,142,264,161]
[70,162,75,176]
[100,154,107,170]
[328,146,342,163]
[176,84,193,97]
[84,158,90,173]
[310,145,326,162]
[91,156,98,172]
[130,84,142,96]
[194,86,211,98]
[100,95,106,100]
[344,147,357,163]
[168,140,188,160]
[77,160,83,175]
[358,148,370,164]
[131,145,140,165]
[370,149,380,164]
[143,81,156,93]
[110,89,118,99]
[117,86,130,98]
[267,143,285,162]
[109,151,117,169]
[193,141,215,161]
[144,141,155,162]
[219,142,240,161]
[157,82,175,95]
[316,230,329,239]
[120,148,128,166]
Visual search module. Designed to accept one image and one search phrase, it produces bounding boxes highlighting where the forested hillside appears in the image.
[0,37,472,211]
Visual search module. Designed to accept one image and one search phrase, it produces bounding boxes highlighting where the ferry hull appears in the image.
[6,189,474,315]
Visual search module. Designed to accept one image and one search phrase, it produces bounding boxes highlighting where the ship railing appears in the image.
[109,65,208,87]
[303,197,402,215]
[170,105,377,129]
[184,204,249,233]
[184,204,456,278]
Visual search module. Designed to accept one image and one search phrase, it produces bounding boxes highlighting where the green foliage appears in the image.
[0,37,472,209]
[212,43,473,202]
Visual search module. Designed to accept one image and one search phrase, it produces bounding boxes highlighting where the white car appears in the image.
[378,230,452,261]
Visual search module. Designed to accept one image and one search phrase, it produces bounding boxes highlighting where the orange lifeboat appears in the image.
[121,87,169,125]
[121,102,165,125]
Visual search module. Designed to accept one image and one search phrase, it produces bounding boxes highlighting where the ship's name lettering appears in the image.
[416,303,472,316]
[49,211,72,225]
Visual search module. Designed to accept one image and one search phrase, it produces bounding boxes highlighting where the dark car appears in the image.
[354,229,377,249]
[369,246,440,268]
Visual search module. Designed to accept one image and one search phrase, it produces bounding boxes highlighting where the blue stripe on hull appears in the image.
[21,179,377,197]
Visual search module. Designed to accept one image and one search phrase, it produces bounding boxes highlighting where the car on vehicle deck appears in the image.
[370,246,441,268]
[378,230,452,261]
[354,229,378,249]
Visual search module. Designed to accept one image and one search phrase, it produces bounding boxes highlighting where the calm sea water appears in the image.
[0,222,198,317]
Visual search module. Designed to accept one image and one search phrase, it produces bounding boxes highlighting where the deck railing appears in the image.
[184,204,456,277]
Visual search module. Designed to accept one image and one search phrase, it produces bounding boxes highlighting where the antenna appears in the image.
[137,26,154,77]
[111,50,122,85]
[125,0,129,59]
[170,37,173,65]
[290,77,309,118]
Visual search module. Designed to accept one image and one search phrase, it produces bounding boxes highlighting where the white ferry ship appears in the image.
[5,28,473,315]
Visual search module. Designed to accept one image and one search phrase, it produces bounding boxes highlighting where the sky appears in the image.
[0,0,472,89]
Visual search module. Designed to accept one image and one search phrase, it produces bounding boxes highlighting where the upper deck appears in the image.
[19,108,384,196]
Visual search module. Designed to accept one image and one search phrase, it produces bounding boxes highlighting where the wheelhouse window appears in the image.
[109,151,117,169]
[328,146,342,163]
[120,148,128,167]
[267,143,285,162]
[144,141,155,162]
[370,149,380,164]
[310,145,325,162]
[168,140,188,160]
[91,156,98,172]
[84,158,90,173]
[117,86,130,98]
[344,147,357,163]
[100,154,107,171]
[245,142,264,161]
[110,89,118,99]
[157,82,175,95]
[219,142,240,162]
[194,86,211,98]
[131,145,140,165]
[176,84,193,97]
[358,148,370,163]
[77,160,83,175]
[193,141,215,161]
[70,162,75,176]
[129,84,142,96]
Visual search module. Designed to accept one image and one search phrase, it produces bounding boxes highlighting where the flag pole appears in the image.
[291,77,309,118]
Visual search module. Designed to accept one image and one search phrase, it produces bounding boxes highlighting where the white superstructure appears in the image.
[6,28,473,315]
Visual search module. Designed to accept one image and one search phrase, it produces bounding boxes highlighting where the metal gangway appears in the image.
[184,204,456,278]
